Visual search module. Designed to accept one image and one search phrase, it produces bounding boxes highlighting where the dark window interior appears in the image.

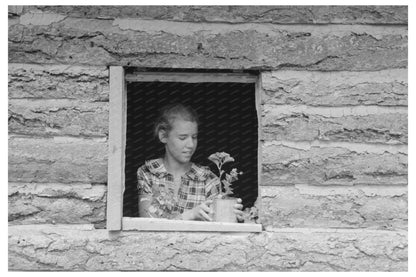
[123,81,258,217]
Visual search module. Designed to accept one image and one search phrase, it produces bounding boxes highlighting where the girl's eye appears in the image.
[179,137,186,140]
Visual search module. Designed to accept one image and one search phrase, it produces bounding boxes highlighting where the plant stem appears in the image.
[216,160,224,196]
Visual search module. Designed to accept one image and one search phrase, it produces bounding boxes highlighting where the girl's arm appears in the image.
[138,193,156,218]
[139,193,182,219]
[137,167,216,221]
[137,168,156,218]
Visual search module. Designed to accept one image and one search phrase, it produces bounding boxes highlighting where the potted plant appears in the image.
[208,152,243,223]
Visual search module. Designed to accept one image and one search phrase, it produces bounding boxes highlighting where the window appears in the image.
[107,66,262,232]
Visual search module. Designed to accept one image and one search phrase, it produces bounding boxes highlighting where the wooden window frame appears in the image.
[107,66,262,232]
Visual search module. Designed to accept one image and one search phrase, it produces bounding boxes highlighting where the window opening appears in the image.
[107,67,262,232]
[123,80,258,218]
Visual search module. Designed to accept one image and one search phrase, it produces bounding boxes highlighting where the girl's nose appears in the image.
[186,138,195,148]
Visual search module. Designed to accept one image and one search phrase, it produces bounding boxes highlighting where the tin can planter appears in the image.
[213,197,237,223]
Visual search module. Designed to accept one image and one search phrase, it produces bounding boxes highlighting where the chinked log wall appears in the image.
[8,6,408,271]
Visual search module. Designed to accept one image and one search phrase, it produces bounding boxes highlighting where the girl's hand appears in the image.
[233,198,244,222]
[182,200,213,221]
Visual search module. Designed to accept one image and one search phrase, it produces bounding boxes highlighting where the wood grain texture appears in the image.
[122,217,261,232]
[107,66,126,231]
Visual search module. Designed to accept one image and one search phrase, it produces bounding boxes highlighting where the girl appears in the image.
[137,103,244,221]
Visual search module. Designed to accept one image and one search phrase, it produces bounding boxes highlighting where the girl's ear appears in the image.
[158,130,167,143]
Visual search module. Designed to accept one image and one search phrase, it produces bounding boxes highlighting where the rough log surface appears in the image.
[261,70,408,106]
[260,185,407,230]
[8,99,109,137]
[262,142,407,186]
[8,224,408,271]
[262,105,407,144]
[8,16,407,70]
[8,183,106,226]
[8,64,109,101]
[8,136,107,183]
[10,6,408,25]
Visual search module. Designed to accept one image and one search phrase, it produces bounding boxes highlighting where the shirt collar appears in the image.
[145,159,208,181]
[185,163,208,181]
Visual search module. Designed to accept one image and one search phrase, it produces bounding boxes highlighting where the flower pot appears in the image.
[212,198,237,223]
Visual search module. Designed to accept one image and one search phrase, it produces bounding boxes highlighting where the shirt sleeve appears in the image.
[137,166,158,218]
[205,170,221,200]
[137,166,152,195]
[137,166,181,220]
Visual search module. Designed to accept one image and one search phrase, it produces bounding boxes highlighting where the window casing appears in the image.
[107,66,262,232]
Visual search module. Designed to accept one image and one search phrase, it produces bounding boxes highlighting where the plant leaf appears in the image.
[208,153,221,167]
[222,153,235,164]
[222,179,231,189]
[225,187,234,196]
[222,180,234,196]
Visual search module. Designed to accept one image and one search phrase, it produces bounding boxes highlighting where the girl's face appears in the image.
[160,118,198,165]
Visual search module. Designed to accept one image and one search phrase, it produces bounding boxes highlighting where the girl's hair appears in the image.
[154,103,199,140]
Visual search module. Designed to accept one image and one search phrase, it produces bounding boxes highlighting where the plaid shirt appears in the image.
[137,159,220,219]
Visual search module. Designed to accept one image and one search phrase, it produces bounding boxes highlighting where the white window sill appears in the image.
[122,217,262,232]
